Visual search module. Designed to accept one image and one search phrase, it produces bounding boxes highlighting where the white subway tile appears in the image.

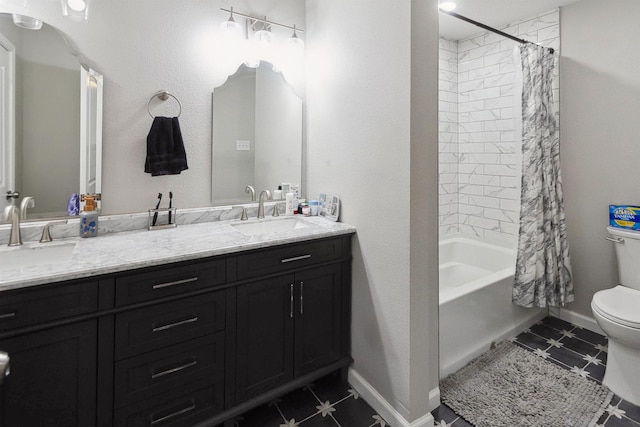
[459,163,484,174]
[484,186,519,199]
[500,176,519,187]
[484,164,518,176]
[485,142,516,154]
[459,184,485,196]
[469,174,500,186]
[468,64,501,80]
[459,57,484,73]
[500,198,519,212]
[469,42,501,60]
[459,203,484,216]
[467,195,501,209]
[468,110,501,122]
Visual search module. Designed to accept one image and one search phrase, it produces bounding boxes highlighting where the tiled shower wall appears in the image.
[438,9,560,244]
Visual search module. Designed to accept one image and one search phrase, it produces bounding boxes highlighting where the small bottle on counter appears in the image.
[285,193,295,216]
[80,194,99,238]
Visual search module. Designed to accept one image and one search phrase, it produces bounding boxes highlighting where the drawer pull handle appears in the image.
[0,313,16,320]
[152,316,199,332]
[290,284,294,318]
[300,281,304,315]
[152,277,199,290]
[150,399,196,425]
[151,359,198,379]
[281,254,311,263]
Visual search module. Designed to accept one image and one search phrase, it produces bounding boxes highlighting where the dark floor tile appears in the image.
[603,414,640,426]
[451,416,475,427]
[619,399,640,423]
[310,374,352,405]
[548,345,588,369]
[234,402,284,427]
[541,316,575,332]
[563,336,602,356]
[331,396,381,427]
[299,413,339,426]
[598,411,611,424]
[572,327,608,346]
[585,362,606,382]
[515,331,551,350]
[529,323,564,340]
[277,387,324,423]
[431,404,459,424]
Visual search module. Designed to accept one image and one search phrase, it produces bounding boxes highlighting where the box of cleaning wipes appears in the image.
[610,205,640,230]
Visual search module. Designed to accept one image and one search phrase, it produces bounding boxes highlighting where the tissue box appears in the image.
[609,205,640,230]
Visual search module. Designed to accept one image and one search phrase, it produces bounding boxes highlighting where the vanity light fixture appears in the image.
[221,7,243,40]
[439,1,457,12]
[12,14,42,30]
[61,0,90,23]
[219,8,304,60]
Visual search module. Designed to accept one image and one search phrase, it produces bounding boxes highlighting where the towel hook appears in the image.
[147,90,182,119]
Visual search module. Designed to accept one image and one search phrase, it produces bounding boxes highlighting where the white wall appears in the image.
[0,0,305,214]
[560,0,640,318]
[306,0,439,424]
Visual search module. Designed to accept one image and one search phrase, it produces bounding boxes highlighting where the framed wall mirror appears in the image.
[211,62,302,205]
[0,13,102,221]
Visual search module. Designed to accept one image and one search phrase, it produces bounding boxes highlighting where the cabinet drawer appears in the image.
[114,381,223,427]
[0,280,98,332]
[115,259,226,306]
[114,333,224,408]
[115,292,225,360]
[237,238,343,280]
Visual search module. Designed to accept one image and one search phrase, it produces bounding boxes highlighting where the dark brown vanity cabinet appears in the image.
[235,263,344,403]
[0,280,99,427]
[0,234,352,427]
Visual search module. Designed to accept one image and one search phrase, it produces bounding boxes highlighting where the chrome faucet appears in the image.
[19,196,35,220]
[257,190,272,219]
[245,185,256,201]
[7,205,22,246]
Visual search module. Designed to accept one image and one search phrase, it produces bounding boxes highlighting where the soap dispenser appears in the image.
[79,194,99,238]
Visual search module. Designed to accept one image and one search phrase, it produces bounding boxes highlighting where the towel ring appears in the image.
[147,90,182,118]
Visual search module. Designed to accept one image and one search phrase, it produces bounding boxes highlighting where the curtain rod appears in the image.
[439,9,554,54]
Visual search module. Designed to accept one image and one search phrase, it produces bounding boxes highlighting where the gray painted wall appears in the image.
[306,0,439,422]
[560,0,640,317]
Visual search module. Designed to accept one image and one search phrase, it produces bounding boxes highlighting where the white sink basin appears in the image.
[232,218,311,236]
[0,241,76,271]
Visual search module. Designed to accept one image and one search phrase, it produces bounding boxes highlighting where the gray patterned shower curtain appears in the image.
[512,44,573,308]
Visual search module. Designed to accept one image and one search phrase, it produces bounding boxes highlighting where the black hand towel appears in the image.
[144,117,189,176]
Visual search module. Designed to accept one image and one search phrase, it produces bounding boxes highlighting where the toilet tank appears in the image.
[608,226,640,291]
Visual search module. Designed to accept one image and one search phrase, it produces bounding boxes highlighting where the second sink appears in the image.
[232,218,311,236]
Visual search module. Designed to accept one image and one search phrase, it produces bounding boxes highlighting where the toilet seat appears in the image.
[592,286,640,329]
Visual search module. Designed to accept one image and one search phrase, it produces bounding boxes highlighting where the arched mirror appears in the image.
[211,62,302,205]
[0,13,102,220]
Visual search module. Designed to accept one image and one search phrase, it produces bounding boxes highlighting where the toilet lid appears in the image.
[592,286,640,328]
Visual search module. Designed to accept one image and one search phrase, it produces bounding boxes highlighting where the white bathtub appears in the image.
[439,234,546,378]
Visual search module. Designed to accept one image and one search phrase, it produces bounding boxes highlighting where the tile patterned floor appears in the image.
[432,316,640,427]
[228,372,389,427]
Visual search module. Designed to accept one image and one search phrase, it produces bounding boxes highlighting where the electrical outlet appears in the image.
[236,140,250,151]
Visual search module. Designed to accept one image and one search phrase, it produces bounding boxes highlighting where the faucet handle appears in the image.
[272,203,280,217]
[240,207,248,221]
[40,220,68,243]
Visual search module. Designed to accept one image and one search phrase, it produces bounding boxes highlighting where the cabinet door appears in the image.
[294,264,343,377]
[235,274,295,403]
[0,320,97,427]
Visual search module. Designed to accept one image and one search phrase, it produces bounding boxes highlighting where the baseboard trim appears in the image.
[348,368,435,427]
[552,308,604,335]
[428,387,440,412]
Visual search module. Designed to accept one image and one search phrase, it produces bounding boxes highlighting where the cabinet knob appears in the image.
[0,351,10,384]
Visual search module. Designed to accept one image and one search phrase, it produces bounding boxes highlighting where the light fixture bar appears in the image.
[220,8,304,33]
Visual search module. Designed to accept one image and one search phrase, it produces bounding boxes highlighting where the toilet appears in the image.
[591,226,640,406]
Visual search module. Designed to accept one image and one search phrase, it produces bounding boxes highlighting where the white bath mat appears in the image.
[440,341,613,427]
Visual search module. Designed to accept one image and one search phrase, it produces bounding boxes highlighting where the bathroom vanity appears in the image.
[0,217,355,426]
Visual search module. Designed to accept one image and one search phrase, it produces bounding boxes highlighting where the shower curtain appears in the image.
[513,44,573,308]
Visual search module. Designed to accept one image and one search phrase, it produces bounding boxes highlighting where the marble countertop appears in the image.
[0,216,356,292]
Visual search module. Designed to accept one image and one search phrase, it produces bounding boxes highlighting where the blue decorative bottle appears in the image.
[79,194,99,238]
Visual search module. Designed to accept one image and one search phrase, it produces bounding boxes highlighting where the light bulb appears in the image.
[439,2,456,12]
[254,29,273,44]
[12,14,42,30]
[287,26,304,52]
[68,0,86,12]
[221,8,242,41]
